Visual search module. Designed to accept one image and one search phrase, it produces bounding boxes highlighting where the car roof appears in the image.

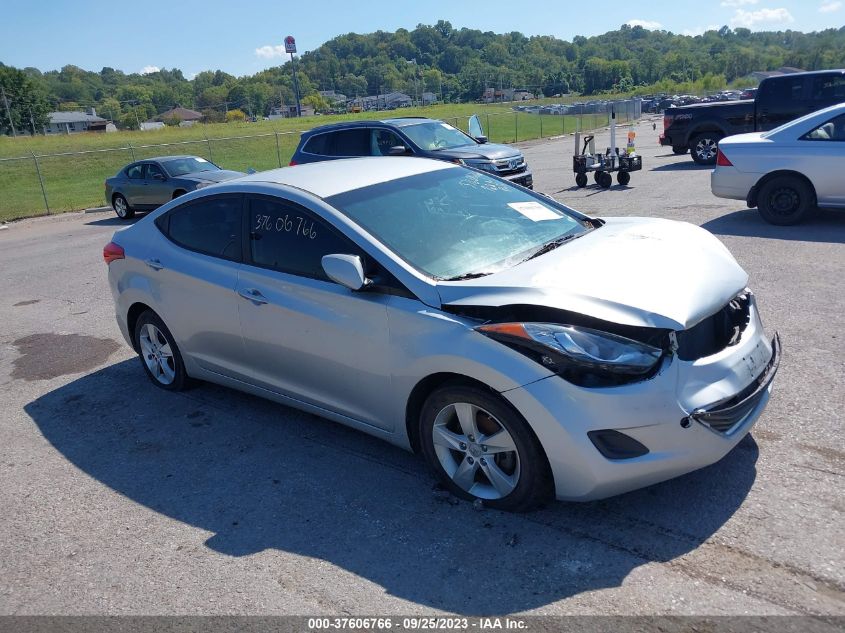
[302,117,437,136]
[144,155,207,162]
[235,156,455,198]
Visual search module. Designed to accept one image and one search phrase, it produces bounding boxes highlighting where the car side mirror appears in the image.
[475,135,488,144]
[387,145,411,156]
[321,254,370,291]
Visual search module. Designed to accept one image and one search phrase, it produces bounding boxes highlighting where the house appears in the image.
[155,107,203,123]
[319,90,348,103]
[347,92,412,111]
[421,92,438,105]
[267,105,316,119]
[45,109,108,134]
[140,121,166,131]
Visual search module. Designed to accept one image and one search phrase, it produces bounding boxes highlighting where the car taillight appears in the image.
[716,149,733,167]
[103,241,125,265]
[288,159,297,166]
[663,114,673,131]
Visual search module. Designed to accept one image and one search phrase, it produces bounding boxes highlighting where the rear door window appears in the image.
[326,129,370,157]
[810,75,845,102]
[126,164,144,179]
[161,195,243,261]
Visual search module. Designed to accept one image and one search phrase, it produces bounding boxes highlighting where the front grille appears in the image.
[493,157,527,176]
[676,293,751,361]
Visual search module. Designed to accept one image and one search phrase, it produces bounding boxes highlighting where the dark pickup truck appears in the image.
[660,69,845,164]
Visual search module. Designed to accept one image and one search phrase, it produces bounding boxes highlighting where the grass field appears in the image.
[0,100,617,222]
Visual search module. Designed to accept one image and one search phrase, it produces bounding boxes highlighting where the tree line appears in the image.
[2,21,844,134]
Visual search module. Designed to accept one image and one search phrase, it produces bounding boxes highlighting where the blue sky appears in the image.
[2,0,843,77]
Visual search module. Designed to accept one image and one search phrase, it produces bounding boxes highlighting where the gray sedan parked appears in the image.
[105,155,244,219]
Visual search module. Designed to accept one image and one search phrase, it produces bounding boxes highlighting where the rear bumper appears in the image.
[659,133,673,147]
[711,168,756,201]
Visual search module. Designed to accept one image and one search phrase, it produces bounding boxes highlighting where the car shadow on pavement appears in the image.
[85,216,143,227]
[702,207,845,243]
[25,359,758,615]
[650,162,712,171]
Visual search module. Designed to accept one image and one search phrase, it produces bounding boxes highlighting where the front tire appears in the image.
[617,171,631,186]
[112,194,135,220]
[757,176,815,225]
[691,133,722,165]
[575,173,588,188]
[419,384,552,512]
[134,311,191,391]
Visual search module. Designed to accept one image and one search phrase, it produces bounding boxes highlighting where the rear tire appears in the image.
[617,171,631,186]
[575,173,587,188]
[419,384,552,512]
[133,311,191,391]
[757,176,815,225]
[691,133,722,165]
[112,194,135,220]
[599,171,613,188]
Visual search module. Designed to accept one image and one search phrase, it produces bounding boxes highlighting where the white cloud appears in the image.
[255,45,286,59]
[820,0,842,12]
[683,24,721,36]
[626,19,663,29]
[730,7,795,28]
[139,65,160,75]
[721,0,758,6]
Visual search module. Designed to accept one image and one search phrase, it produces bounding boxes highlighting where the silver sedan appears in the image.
[104,157,780,511]
[711,103,845,224]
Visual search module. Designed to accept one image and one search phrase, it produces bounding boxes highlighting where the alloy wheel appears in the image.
[138,323,176,385]
[114,196,128,218]
[431,402,521,500]
[695,138,718,162]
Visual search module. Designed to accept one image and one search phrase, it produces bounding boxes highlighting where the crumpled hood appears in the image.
[437,217,748,330]
[183,169,245,183]
[437,143,523,162]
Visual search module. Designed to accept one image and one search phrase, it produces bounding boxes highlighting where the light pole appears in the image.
[284,35,302,117]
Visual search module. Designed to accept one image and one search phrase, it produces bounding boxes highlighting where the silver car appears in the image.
[105,157,780,511]
[711,103,845,225]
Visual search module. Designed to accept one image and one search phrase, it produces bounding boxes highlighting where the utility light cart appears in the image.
[573,111,642,188]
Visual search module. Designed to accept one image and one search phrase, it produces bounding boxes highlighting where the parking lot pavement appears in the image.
[0,121,843,616]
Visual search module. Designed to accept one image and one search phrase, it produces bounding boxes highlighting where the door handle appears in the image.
[145,258,164,270]
[238,287,268,304]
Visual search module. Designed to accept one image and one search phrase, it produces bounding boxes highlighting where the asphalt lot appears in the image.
[1,117,843,616]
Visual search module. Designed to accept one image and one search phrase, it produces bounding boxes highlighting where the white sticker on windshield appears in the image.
[508,201,561,221]
[195,158,208,162]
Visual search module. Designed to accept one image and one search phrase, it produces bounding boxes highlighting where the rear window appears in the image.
[162,195,242,261]
[303,133,331,156]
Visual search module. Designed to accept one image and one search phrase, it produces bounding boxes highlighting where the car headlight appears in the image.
[464,160,498,173]
[194,181,213,190]
[476,322,664,386]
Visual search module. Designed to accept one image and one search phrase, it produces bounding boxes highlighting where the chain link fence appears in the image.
[0,99,641,222]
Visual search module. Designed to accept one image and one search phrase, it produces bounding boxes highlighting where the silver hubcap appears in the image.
[114,197,127,217]
[432,402,520,500]
[139,323,176,385]
[695,138,718,161]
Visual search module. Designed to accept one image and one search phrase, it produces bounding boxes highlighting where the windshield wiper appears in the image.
[521,234,578,263]
[444,271,493,281]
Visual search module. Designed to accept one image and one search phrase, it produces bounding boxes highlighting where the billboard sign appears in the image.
[284,35,297,54]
